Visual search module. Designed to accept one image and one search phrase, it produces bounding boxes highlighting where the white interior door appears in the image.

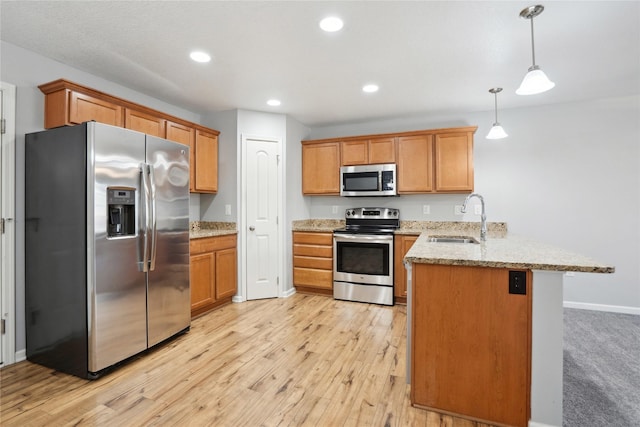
[1,82,16,366]
[245,136,280,300]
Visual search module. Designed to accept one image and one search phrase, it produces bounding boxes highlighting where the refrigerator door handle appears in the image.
[148,164,158,271]
[140,163,151,272]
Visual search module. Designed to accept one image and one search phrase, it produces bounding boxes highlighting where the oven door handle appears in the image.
[334,234,393,243]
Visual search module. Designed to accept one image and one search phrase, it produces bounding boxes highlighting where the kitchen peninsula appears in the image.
[404,231,614,427]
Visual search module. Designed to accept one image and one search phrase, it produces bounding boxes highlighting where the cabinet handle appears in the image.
[249,226,255,231]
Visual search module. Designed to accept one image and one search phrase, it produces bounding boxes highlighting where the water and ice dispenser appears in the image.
[107,188,136,237]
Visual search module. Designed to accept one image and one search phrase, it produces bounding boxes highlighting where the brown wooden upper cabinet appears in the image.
[302,126,476,196]
[302,141,341,195]
[341,137,396,166]
[396,130,474,193]
[125,108,166,138]
[397,134,434,193]
[42,89,124,129]
[194,129,218,193]
[434,132,474,192]
[39,79,220,194]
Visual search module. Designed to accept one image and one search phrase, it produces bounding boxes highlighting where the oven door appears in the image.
[333,233,394,286]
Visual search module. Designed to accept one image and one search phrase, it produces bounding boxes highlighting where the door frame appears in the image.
[1,81,16,366]
[238,133,284,302]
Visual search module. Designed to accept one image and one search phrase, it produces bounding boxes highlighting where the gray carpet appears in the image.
[563,308,640,426]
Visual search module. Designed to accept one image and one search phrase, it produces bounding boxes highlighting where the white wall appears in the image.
[1,41,204,353]
[200,109,239,221]
[306,95,640,311]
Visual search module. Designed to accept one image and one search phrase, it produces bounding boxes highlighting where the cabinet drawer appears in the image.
[293,244,333,258]
[293,232,333,245]
[293,267,333,289]
[293,255,333,270]
[190,234,237,254]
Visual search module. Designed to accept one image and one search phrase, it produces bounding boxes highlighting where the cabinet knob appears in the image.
[249,226,255,231]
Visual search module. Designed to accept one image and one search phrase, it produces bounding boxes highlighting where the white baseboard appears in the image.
[231,295,246,303]
[15,348,26,362]
[529,421,559,427]
[281,287,296,298]
[563,301,640,315]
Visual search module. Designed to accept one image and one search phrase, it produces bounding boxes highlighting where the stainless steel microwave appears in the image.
[340,164,397,197]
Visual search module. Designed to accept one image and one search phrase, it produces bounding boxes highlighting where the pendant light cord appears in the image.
[494,92,499,124]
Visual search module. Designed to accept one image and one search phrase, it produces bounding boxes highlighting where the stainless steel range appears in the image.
[333,207,399,306]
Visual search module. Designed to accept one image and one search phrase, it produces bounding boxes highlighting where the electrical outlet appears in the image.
[474,205,482,215]
[422,205,430,215]
[225,204,231,216]
[454,205,463,215]
[332,205,338,214]
[509,271,527,295]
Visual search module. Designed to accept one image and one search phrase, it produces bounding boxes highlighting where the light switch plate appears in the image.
[225,204,231,216]
[423,205,430,215]
[474,205,482,215]
[332,205,338,214]
[454,205,463,215]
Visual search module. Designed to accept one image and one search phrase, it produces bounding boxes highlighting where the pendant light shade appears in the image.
[486,88,508,140]
[516,5,555,95]
[516,66,555,95]
[486,124,509,140]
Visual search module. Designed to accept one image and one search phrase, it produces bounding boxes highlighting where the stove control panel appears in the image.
[345,207,399,220]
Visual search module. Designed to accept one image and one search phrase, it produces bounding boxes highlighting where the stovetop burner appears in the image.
[334,207,400,234]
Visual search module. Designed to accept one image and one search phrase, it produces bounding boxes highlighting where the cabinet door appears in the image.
[194,130,218,193]
[394,235,418,299]
[368,137,396,164]
[341,139,368,166]
[124,108,166,137]
[434,132,474,192]
[215,247,237,299]
[412,265,531,426]
[302,142,341,195]
[397,135,433,193]
[190,252,215,313]
[166,121,195,192]
[69,91,123,127]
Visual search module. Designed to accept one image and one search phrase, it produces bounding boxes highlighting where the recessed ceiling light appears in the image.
[190,51,211,63]
[319,16,344,32]
[267,99,281,107]
[362,84,379,93]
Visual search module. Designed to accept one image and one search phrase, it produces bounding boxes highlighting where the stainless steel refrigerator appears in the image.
[25,121,190,379]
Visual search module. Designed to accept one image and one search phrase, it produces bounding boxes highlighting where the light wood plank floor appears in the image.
[1,294,495,426]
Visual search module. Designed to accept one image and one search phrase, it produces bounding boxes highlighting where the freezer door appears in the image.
[89,123,148,373]
[146,135,191,347]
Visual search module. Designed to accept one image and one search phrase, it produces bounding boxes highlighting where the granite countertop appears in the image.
[404,232,615,274]
[190,221,237,239]
[291,219,508,238]
[292,219,345,232]
[291,218,613,273]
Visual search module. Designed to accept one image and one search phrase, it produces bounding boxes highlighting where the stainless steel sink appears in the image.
[428,236,479,244]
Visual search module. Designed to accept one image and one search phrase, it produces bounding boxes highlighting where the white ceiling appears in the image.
[1,1,639,126]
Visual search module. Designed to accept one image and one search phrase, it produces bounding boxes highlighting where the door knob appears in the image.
[249,226,255,231]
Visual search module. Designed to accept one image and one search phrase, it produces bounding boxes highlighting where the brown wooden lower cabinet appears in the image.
[394,234,419,304]
[411,264,532,427]
[292,231,333,295]
[190,234,237,317]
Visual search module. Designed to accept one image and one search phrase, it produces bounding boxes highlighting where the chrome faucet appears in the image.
[461,193,487,241]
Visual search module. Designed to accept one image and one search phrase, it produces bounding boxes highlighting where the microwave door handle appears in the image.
[378,171,383,191]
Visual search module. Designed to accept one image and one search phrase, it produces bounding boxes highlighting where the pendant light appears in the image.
[516,5,555,95]
[486,88,508,140]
